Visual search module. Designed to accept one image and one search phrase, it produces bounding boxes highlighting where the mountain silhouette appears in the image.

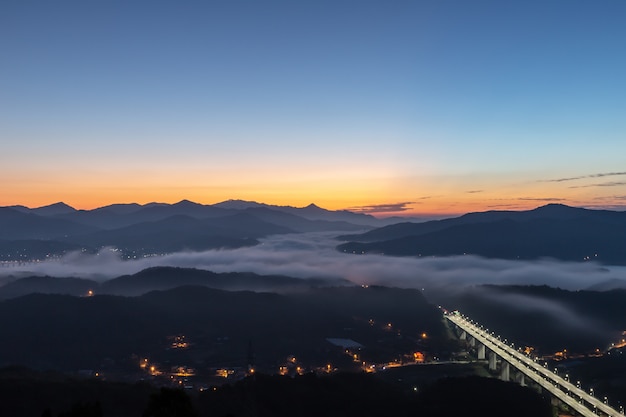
[0,266,350,299]
[0,207,98,240]
[338,204,626,264]
[0,200,380,260]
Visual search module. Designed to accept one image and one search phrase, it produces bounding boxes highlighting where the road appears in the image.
[446,311,623,417]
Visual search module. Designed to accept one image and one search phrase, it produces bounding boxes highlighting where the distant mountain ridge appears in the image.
[0,199,395,261]
[7,200,624,264]
[337,204,626,264]
[4,199,386,228]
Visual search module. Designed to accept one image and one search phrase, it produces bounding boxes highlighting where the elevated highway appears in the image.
[446,311,623,417]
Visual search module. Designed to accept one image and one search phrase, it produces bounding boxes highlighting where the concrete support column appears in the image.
[469,336,476,347]
[516,372,525,386]
[477,343,485,360]
[500,361,510,381]
[488,352,497,371]
[460,330,467,340]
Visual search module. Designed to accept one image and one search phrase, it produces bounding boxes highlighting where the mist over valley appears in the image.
[3,201,626,416]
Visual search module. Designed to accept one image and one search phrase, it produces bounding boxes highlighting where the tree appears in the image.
[142,388,197,417]
[57,401,102,417]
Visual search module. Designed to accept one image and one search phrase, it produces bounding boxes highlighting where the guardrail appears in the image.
[446,312,622,417]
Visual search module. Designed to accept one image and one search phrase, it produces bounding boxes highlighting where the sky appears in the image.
[2,0,626,216]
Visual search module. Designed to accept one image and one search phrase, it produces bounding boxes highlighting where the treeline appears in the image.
[0,368,552,417]
[0,284,446,371]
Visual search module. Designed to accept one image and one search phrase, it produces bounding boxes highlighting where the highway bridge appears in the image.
[445,310,623,417]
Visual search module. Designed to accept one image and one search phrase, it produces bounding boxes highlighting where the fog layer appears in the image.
[1,232,623,291]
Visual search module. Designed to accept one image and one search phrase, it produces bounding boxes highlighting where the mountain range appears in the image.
[4,200,626,265]
[0,199,392,261]
[337,204,626,264]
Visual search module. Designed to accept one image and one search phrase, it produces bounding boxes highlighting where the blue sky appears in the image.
[2,0,625,214]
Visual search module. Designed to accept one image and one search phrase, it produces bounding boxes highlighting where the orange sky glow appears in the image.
[2,2,625,218]
[3,167,624,218]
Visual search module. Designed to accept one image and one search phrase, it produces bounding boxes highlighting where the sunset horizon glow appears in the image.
[4,174,626,219]
[2,1,625,217]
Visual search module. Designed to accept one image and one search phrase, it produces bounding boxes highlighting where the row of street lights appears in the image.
[454,312,625,415]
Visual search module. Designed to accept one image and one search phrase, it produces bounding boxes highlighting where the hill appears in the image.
[0,267,350,299]
[0,207,98,240]
[0,200,379,261]
[0,281,446,372]
[338,204,626,264]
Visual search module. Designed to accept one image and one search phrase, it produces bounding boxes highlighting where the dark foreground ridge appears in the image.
[0,267,352,299]
[0,367,552,417]
[0,279,446,372]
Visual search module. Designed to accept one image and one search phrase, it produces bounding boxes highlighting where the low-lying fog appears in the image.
[1,232,624,292]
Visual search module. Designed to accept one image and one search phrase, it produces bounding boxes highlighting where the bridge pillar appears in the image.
[469,336,476,347]
[500,361,510,381]
[460,330,467,340]
[488,351,497,371]
[515,372,525,386]
[477,343,485,360]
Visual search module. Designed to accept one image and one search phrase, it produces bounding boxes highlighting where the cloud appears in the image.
[2,232,625,293]
[569,181,626,189]
[542,171,626,183]
[485,204,524,209]
[466,190,483,194]
[592,195,626,201]
[581,195,626,210]
[517,197,564,202]
[348,202,415,213]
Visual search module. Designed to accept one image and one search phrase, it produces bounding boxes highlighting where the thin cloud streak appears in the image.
[570,181,626,189]
[517,197,563,202]
[348,202,415,213]
[1,232,624,292]
[593,195,626,201]
[542,172,626,183]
